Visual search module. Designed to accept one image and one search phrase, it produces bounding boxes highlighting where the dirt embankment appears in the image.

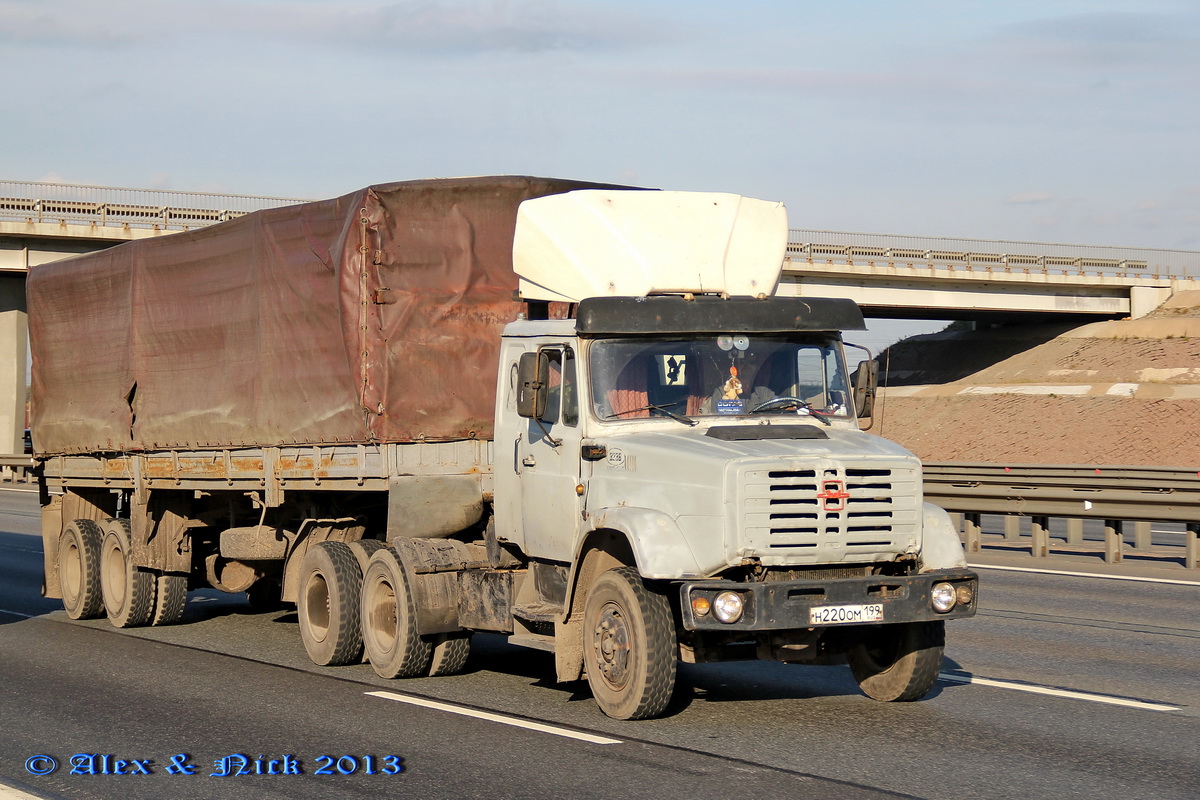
[872,292,1200,468]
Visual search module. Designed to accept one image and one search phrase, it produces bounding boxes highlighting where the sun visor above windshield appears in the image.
[513,190,787,302]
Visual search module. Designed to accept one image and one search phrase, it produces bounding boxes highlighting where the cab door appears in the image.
[517,346,584,562]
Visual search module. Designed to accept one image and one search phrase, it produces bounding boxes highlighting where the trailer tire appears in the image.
[847,620,945,702]
[428,633,471,677]
[151,573,188,626]
[583,566,677,720]
[99,519,155,628]
[298,541,364,666]
[60,519,104,620]
[361,547,432,679]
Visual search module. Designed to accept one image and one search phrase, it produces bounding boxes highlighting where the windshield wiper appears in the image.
[604,402,697,427]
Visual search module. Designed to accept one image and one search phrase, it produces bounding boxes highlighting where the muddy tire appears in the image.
[99,519,155,628]
[847,620,945,702]
[60,519,104,620]
[151,574,188,626]
[361,547,432,679]
[428,633,471,677]
[298,541,364,666]
[348,539,388,574]
[583,566,677,720]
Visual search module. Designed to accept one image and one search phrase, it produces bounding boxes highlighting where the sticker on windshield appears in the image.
[716,399,744,415]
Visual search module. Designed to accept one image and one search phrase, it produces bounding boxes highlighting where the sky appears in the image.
[4,0,1199,348]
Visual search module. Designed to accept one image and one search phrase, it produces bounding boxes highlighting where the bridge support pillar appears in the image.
[0,275,26,455]
[1129,286,1172,319]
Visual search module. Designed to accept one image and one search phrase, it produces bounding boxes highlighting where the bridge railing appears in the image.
[0,181,306,231]
[789,229,1200,282]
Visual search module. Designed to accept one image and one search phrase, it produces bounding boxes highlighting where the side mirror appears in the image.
[853,358,877,420]
[517,351,549,419]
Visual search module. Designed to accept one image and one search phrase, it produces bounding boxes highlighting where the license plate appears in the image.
[809,603,884,625]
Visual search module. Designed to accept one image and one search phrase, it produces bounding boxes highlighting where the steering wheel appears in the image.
[749,396,807,413]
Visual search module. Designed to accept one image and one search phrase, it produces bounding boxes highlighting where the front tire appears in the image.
[59,520,104,620]
[583,566,677,720]
[297,541,364,666]
[847,620,945,702]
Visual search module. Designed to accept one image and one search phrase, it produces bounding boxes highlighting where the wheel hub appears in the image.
[591,602,630,689]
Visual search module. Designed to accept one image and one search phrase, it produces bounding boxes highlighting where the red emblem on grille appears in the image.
[817,481,851,511]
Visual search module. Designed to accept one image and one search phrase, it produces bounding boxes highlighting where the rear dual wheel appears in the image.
[359,546,473,679]
[298,541,364,666]
[99,519,155,628]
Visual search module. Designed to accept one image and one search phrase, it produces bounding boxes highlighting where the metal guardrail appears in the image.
[0,181,306,231]
[788,228,1200,281]
[0,455,35,484]
[924,462,1200,570]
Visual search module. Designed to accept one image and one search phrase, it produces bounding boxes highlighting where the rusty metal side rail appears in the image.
[923,462,1200,569]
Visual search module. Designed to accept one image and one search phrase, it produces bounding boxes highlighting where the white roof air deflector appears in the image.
[513,190,787,303]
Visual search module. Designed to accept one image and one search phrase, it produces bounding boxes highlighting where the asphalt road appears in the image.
[0,489,1196,800]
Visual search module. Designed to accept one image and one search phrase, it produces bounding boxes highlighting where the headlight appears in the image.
[931,582,957,613]
[713,591,745,623]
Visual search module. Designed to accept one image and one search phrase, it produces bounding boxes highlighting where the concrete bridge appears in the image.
[3,179,1200,454]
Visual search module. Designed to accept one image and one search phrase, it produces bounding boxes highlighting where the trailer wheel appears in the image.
[428,633,471,677]
[99,519,155,628]
[298,541,364,666]
[60,519,104,620]
[151,573,188,626]
[361,547,432,679]
[847,620,945,702]
[583,566,677,720]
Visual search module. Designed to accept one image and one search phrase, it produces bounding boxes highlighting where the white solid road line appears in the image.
[969,563,1200,586]
[938,673,1180,712]
[366,690,622,745]
[0,781,46,800]
[0,608,33,619]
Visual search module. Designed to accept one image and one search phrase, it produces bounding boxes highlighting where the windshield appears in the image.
[589,335,853,421]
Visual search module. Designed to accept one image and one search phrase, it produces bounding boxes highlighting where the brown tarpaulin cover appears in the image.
[29,176,620,454]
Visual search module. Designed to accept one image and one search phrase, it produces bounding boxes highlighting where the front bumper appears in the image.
[678,568,978,631]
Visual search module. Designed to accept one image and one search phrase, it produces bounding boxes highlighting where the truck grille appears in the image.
[737,460,920,564]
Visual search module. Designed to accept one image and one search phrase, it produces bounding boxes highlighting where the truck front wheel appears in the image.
[583,566,677,720]
[847,620,945,702]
